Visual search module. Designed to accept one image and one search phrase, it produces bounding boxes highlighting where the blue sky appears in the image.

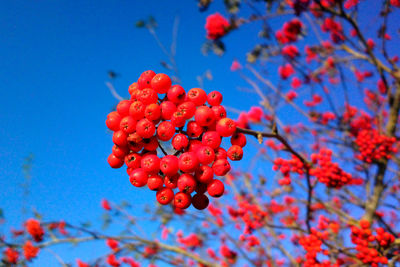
[1,0,398,266]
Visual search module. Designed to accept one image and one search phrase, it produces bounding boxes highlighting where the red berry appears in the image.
[187,88,207,106]
[157,121,175,141]
[138,70,156,90]
[188,140,203,152]
[207,179,225,197]
[231,132,247,147]
[211,105,227,120]
[151,73,171,94]
[160,155,179,176]
[212,159,231,176]
[172,134,189,150]
[196,146,215,165]
[195,106,216,127]
[145,103,161,121]
[108,154,124,168]
[216,118,237,137]
[164,174,179,189]
[143,136,159,151]
[137,88,158,105]
[147,175,164,191]
[129,101,146,120]
[136,119,156,138]
[195,165,214,184]
[186,121,203,138]
[207,91,223,106]
[117,100,132,117]
[113,130,128,146]
[227,145,243,161]
[192,194,209,210]
[120,116,137,133]
[179,152,199,173]
[160,101,177,120]
[171,111,186,127]
[156,187,174,205]
[106,111,122,131]
[167,85,186,104]
[214,147,227,160]
[129,168,148,187]
[202,131,221,149]
[174,192,191,209]
[177,173,197,194]
[177,101,196,119]
[112,145,129,159]
[125,153,142,169]
[141,154,160,174]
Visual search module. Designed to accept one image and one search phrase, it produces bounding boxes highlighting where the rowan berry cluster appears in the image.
[106,71,246,210]
[273,155,305,186]
[350,219,394,266]
[310,148,352,188]
[355,129,397,163]
[205,13,230,40]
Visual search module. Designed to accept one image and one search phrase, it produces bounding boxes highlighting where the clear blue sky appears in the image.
[0,0,395,266]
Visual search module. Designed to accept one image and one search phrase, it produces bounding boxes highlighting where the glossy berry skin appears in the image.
[129,168,148,187]
[117,100,132,117]
[156,187,174,205]
[211,105,227,120]
[136,119,156,139]
[143,136,159,151]
[113,130,128,147]
[195,165,214,184]
[186,121,203,138]
[138,70,156,90]
[187,88,207,106]
[160,155,179,176]
[144,103,161,121]
[192,194,209,210]
[120,116,137,134]
[207,91,223,106]
[216,118,237,137]
[178,152,199,173]
[174,192,191,209]
[138,88,158,105]
[147,175,164,191]
[129,101,146,120]
[187,140,203,153]
[141,154,160,174]
[172,134,189,151]
[128,82,139,95]
[227,145,243,161]
[196,146,215,165]
[202,131,221,149]
[167,85,186,104]
[125,153,142,169]
[160,101,177,120]
[151,73,171,94]
[106,111,122,131]
[177,101,196,119]
[112,145,129,159]
[108,154,124,168]
[195,106,215,127]
[164,174,179,189]
[207,179,225,197]
[231,132,247,147]
[212,159,231,176]
[177,173,197,194]
[157,121,175,141]
[171,111,186,127]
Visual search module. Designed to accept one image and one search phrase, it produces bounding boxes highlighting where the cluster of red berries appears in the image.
[351,220,393,266]
[355,129,397,163]
[205,13,230,40]
[275,18,303,44]
[273,155,305,186]
[106,71,246,210]
[310,148,352,189]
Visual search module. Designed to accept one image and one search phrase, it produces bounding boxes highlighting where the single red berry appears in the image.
[178,152,199,173]
[120,116,137,134]
[127,132,143,144]
[178,173,197,194]
[164,174,179,189]
[141,154,160,174]
[214,147,227,160]
[192,194,209,210]
[151,73,171,94]
[117,100,133,117]
[177,101,196,119]
[113,130,128,147]
[125,153,142,169]
[186,121,203,138]
[106,111,122,131]
[147,175,164,191]
[187,139,203,152]
[129,101,146,120]
[174,192,191,209]
[196,146,215,165]
[195,165,214,184]
[202,131,221,149]
[143,136,159,151]
[167,85,186,104]
[128,141,144,153]
[211,105,227,120]
[195,106,216,126]
[108,154,124,168]
[160,155,179,176]
[227,145,243,161]
[216,118,237,137]
[157,121,175,141]
[187,88,207,106]
[171,111,186,127]
[207,91,223,106]
[160,101,177,120]
[207,179,225,197]
[212,159,231,176]
[137,88,158,105]
[172,134,189,150]
[129,168,148,187]
[128,82,139,96]
[156,187,174,205]
[112,145,129,159]
[145,103,161,121]
[136,119,156,138]
[231,132,247,147]
[138,70,156,90]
